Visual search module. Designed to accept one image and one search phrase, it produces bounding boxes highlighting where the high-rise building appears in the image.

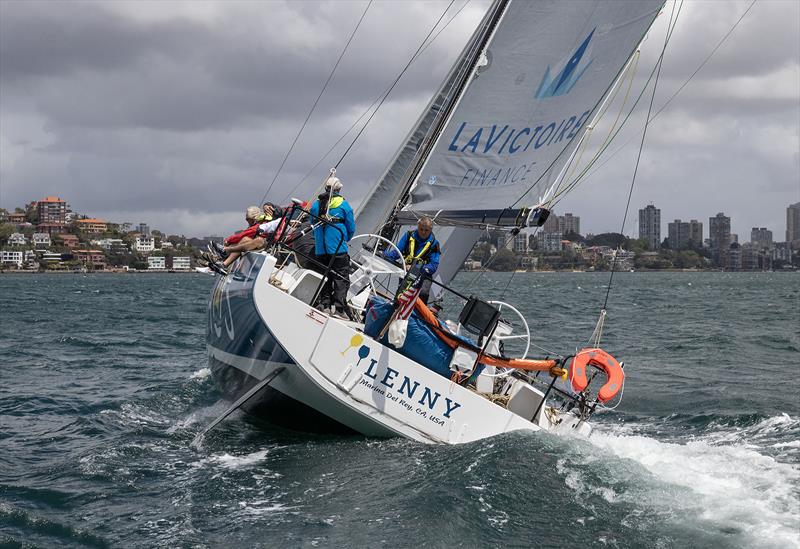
[787,202,800,243]
[558,213,581,236]
[513,233,528,253]
[668,219,690,249]
[639,204,661,249]
[36,196,68,235]
[541,212,560,234]
[750,227,773,249]
[689,220,703,246]
[137,223,150,236]
[709,212,731,267]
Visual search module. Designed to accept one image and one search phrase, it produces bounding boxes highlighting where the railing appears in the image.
[267,202,348,309]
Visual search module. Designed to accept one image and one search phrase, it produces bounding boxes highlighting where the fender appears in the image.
[569,348,624,403]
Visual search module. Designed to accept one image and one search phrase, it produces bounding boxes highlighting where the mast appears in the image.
[354,0,507,237]
[383,0,510,237]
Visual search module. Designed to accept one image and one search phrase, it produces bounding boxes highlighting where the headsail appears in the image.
[405,0,665,225]
[358,0,665,286]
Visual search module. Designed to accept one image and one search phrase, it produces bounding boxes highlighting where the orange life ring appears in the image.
[569,348,624,403]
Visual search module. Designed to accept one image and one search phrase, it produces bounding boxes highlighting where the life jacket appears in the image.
[403,231,438,266]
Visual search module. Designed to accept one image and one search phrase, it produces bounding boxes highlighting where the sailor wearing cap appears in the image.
[309,173,356,319]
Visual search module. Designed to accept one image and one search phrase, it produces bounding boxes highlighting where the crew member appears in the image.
[384,216,441,304]
[310,175,356,318]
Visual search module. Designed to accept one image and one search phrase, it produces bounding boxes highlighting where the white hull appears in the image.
[207,252,590,444]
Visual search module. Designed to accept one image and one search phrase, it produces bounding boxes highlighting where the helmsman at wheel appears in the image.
[383,216,441,305]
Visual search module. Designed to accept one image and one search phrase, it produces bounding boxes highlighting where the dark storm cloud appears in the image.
[1,0,452,132]
[0,0,797,239]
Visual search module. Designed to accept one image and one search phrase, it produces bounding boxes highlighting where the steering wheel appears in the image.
[457,300,531,380]
[347,234,407,307]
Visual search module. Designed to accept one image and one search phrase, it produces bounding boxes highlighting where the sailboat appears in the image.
[203,0,665,444]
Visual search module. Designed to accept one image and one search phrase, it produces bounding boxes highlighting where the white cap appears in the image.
[324,176,343,192]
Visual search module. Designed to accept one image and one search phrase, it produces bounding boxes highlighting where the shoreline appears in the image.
[1,268,794,275]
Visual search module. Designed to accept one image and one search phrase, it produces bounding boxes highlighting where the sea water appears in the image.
[1,272,798,548]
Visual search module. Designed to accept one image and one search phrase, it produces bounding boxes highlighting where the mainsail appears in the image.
[357,0,665,285]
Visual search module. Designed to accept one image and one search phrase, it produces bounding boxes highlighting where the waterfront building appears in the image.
[55,234,80,249]
[750,227,773,249]
[74,249,106,269]
[148,256,166,270]
[8,212,27,224]
[137,223,150,236]
[520,256,538,270]
[669,219,704,249]
[94,238,128,254]
[709,212,731,267]
[8,233,27,246]
[24,250,39,270]
[537,232,563,252]
[771,242,792,263]
[668,219,690,249]
[36,196,68,235]
[638,204,661,249]
[32,233,51,249]
[726,242,742,271]
[76,218,108,233]
[741,244,760,271]
[787,202,800,244]
[133,236,155,253]
[541,213,560,234]
[40,251,63,265]
[1,250,23,268]
[512,233,528,254]
[558,213,581,235]
[171,256,191,270]
[689,220,703,246]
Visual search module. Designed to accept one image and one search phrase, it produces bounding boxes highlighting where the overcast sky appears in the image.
[1,0,798,240]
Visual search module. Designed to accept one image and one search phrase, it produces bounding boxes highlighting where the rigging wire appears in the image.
[602,0,676,312]
[504,2,668,212]
[258,0,373,205]
[465,1,681,297]
[280,0,472,204]
[540,1,685,210]
[552,0,758,198]
[333,0,458,170]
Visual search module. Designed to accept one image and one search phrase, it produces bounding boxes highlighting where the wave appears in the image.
[569,415,800,548]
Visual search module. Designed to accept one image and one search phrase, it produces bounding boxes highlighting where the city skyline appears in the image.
[1,1,797,238]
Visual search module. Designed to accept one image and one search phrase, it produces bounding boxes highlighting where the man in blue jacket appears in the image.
[384,216,441,304]
[310,175,356,318]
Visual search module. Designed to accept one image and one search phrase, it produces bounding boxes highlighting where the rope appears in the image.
[279,0,472,204]
[602,0,676,312]
[547,51,641,206]
[547,2,685,210]
[558,0,757,192]
[258,1,373,205]
[506,2,668,211]
[589,309,606,347]
[334,0,458,169]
